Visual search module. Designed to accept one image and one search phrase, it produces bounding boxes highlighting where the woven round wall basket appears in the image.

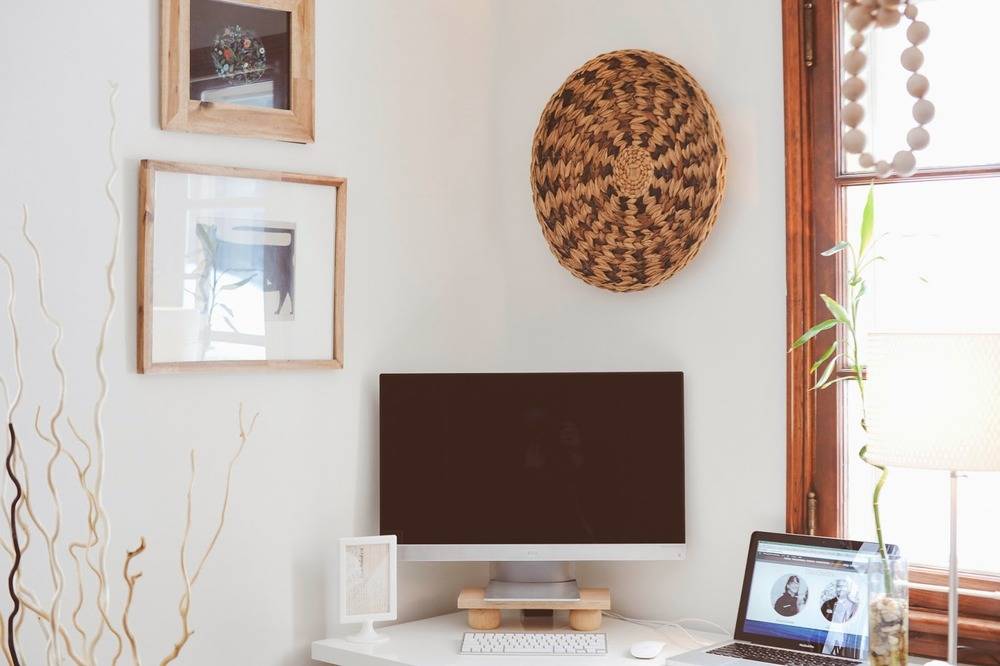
[530,49,727,292]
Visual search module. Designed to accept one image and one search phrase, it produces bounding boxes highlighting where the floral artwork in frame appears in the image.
[161,0,315,142]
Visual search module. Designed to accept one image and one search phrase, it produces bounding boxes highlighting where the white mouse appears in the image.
[630,640,666,659]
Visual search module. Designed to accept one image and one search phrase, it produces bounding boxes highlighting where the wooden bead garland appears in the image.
[842,0,933,178]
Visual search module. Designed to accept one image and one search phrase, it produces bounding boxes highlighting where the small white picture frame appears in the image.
[339,535,397,643]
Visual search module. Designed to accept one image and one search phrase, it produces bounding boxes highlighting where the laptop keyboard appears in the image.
[708,643,860,666]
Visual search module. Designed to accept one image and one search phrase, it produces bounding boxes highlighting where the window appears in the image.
[783,0,1000,661]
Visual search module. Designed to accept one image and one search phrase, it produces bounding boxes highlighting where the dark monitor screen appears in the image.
[379,372,685,545]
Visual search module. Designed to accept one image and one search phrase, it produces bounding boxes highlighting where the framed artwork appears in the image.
[339,535,397,644]
[161,0,315,143]
[138,160,346,373]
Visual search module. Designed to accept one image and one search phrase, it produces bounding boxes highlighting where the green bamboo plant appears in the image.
[789,186,893,583]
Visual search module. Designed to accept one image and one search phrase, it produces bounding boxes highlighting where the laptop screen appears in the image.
[736,534,890,661]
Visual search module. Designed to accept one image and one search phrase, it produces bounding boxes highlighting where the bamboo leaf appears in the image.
[859,185,875,256]
[818,375,856,390]
[220,274,256,291]
[820,294,851,324]
[814,354,845,382]
[810,341,839,374]
[789,318,838,350]
[216,302,235,317]
[821,241,850,257]
[812,355,840,390]
[857,256,887,275]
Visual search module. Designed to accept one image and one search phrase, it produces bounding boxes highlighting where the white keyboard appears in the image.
[460,631,608,656]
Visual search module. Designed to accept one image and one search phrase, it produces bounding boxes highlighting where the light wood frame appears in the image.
[160,0,315,143]
[138,159,346,373]
[457,587,610,632]
[783,1,1000,661]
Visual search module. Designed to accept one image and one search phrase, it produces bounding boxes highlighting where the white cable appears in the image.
[670,617,731,635]
[604,610,730,636]
[603,612,707,648]
[603,610,730,648]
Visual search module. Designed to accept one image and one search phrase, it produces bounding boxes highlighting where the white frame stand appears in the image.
[346,619,389,644]
[339,535,397,645]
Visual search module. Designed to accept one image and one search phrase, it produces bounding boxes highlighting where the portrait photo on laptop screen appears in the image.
[739,539,879,660]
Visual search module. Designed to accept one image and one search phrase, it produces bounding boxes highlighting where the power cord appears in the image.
[603,610,731,648]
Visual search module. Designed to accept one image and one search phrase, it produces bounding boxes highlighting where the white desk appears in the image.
[312,612,726,666]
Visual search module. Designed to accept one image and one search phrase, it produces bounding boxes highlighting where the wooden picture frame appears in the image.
[161,0,315,143]
[138,160,346,373]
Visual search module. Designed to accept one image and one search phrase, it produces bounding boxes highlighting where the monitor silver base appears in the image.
[484,562,581,601]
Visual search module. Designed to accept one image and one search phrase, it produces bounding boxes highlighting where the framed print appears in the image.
[161,0,315,143]
[138,160,346,373]
[339,535,397,643]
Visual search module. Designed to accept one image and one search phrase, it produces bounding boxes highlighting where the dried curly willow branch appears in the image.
[0,82,123,666]
[122,538,146,666]
[0,82,258,666]
[20,206,69,666]
[65,417,105,660]
[160,405,259,666]
[192,405,258,587]
[0,252,22,666]
[5,424,23,666]
[159,453,196,666]
[90,80,126,666]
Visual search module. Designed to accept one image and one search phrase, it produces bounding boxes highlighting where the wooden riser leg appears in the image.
[467,609,502,630]
[568,609,602,631]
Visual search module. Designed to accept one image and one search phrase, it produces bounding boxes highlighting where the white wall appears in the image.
[488,0,787,629]
[0,0,784,663]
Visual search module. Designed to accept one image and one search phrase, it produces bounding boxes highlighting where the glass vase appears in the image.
[867,556,908,666]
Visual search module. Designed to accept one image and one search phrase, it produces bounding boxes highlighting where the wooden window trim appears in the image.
[782,1,1000,662]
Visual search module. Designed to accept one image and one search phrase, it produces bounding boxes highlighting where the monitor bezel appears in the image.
[734,530,900,655]
[396,543,686,562]
[378,371,686,562]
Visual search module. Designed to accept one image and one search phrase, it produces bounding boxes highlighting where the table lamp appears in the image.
[865,333,1000,665]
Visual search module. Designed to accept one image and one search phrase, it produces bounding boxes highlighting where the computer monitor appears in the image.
[379,372,685,600]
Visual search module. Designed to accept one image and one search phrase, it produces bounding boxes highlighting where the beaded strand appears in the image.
[842,0,933,177]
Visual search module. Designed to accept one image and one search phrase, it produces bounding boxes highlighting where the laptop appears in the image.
[669,531,899,666]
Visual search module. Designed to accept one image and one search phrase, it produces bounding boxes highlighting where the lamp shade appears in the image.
[866,333,1000,472]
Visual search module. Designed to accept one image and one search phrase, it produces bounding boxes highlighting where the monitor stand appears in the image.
[484,562,581,601]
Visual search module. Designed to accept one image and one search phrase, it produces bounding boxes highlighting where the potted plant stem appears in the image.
[789,187,907,666]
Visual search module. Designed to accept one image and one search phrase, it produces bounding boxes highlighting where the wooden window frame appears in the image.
[782,1,1000,662]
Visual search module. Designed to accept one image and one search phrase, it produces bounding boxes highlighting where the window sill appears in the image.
[910,609,1000,664]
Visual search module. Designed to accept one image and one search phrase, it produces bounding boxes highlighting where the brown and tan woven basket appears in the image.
[530,49,727,292]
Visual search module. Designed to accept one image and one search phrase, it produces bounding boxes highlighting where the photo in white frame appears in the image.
[339,535,397,643]
[138,160,346,372]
